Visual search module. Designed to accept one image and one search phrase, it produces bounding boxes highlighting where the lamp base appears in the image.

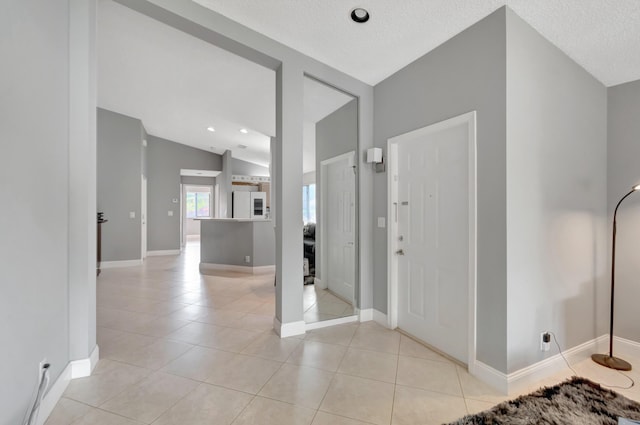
[591,354,632,371]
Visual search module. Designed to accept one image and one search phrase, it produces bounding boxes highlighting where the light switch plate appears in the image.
[168,211,173,217]
[377,217,386,228]
[172,198,178,204]
[129,211,136,219]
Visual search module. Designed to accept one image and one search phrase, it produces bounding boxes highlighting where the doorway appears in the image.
[181,184,213,247]
[387,111,477,366]
[141,174,147,259]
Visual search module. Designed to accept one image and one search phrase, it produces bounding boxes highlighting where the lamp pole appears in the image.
[592,184,640,371]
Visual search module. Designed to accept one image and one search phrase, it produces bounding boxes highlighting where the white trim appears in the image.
[305,315,358,331]
[273,317,306,338]
[37,345,99,425]
[596,335,640,362]
[373,309,388,328]
[100,259,143,268]
[386,111,477,369]
[70,344,99,379]
[472,361,508,395]
[146,249,181,257]
[200,262,275,275]
[37,363,72,425]
[359,308,373,322]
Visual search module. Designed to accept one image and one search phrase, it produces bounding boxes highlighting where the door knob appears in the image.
[395,249,405,255]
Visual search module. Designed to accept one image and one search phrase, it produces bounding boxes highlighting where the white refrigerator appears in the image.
[233,192,267,219]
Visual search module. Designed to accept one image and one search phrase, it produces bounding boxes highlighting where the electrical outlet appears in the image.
[245,255,251,263]
[38,358,48,383]
[540,332,551,352]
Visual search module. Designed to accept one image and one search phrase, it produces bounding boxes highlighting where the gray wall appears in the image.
[200,220,275,266]
[147,135,222,250]
[315,99,358,282]
[607,79,640,343]
[97,108,144,261]
[373,9,508,372]
[505,9,608,373]
[0,0,71,421]
[232,158,270,176]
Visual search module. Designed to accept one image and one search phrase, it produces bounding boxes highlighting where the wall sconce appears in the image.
[366,148,385,173]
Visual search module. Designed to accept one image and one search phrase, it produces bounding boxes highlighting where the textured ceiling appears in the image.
[193,0,640,87]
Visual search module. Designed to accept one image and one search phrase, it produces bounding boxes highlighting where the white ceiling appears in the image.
[193,0,640,87]
[98,0,275,166]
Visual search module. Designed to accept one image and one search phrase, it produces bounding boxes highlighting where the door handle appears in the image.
[395,249,405,255]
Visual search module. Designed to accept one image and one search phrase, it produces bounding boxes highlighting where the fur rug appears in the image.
[449,377,640,425]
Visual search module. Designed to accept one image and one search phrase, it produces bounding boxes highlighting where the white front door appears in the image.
[391,113,475,364]
[323,152,356,303]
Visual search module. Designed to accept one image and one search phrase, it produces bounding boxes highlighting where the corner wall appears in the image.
[505,9,608,373]
[373,9,508,372]
[607,79,640,343]
[0,0,71,422]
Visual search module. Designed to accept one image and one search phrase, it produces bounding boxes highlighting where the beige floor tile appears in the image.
[111,339,193,370]
[259,364,334,409]
[201,326,261,352]
[165,321,223,346]
[350,328,400,354]
[127,316,191,338]
[43,397,91,425]
[396,356,463,397]
[464,398,496,415]
[219,298,265,313]
[287,340,348,372]
[241,332,301,361]
[338,347,398,383]
[304,324,358,346]
[161,345,236,381]
[231,396,316,425]
[456,365,509,404]
[231,313,274,331]
[320,374,395,425]
[153,383,253,425]
[398,335,453,363]
[311,411,374,425]
[392,385,468,425]
[194,309,247,326]
[97,327,125,347]
[69,408,143,425]
[205,353,282,394]
[99,332,157,362]
[249,302,276,316]
[100,371,199,423]
[64,360,150,406]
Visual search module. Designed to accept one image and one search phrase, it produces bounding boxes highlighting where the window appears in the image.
[302,184,316,224]
[186,192,210,218]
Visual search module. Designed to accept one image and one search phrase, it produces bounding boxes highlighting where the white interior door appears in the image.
[323,152,356,303]
[141,175,147,259]
[391,114,475,365]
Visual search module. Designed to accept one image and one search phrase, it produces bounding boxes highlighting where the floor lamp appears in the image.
[592,183,640,371]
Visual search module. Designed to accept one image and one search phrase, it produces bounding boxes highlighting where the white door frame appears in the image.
[141,174,147,259]
[181,184,214,245]
[320,150,356,300]
[386,111,477,371]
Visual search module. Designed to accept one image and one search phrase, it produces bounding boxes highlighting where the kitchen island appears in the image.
[198,218,275,274]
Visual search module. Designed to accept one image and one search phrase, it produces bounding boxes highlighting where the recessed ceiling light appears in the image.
[207,126,215,132]
[350,7,370,23]
[239,128,249,134]
[238,144,248,149]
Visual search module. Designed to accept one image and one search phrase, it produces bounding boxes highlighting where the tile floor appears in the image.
[46,241,640,424]
[303,284,355,324]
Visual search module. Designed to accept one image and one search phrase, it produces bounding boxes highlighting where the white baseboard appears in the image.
[37,345,99,425]
[597,335,640,361]
[305,315,358,331]
[359,308,373,322]
[373,310,388,327]
[471,334,613,395]
[100,259,143,268]
[146,249,180,257]
[200,262,275,275]
[70,345,99,378]
[273,317,306,338]
[314,277,327,289]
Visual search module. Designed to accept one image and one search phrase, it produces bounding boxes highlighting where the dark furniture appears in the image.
[303,223,316,284]
[97,212,107,276]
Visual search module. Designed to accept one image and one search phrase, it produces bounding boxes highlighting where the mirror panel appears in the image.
[302,76,358,324]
